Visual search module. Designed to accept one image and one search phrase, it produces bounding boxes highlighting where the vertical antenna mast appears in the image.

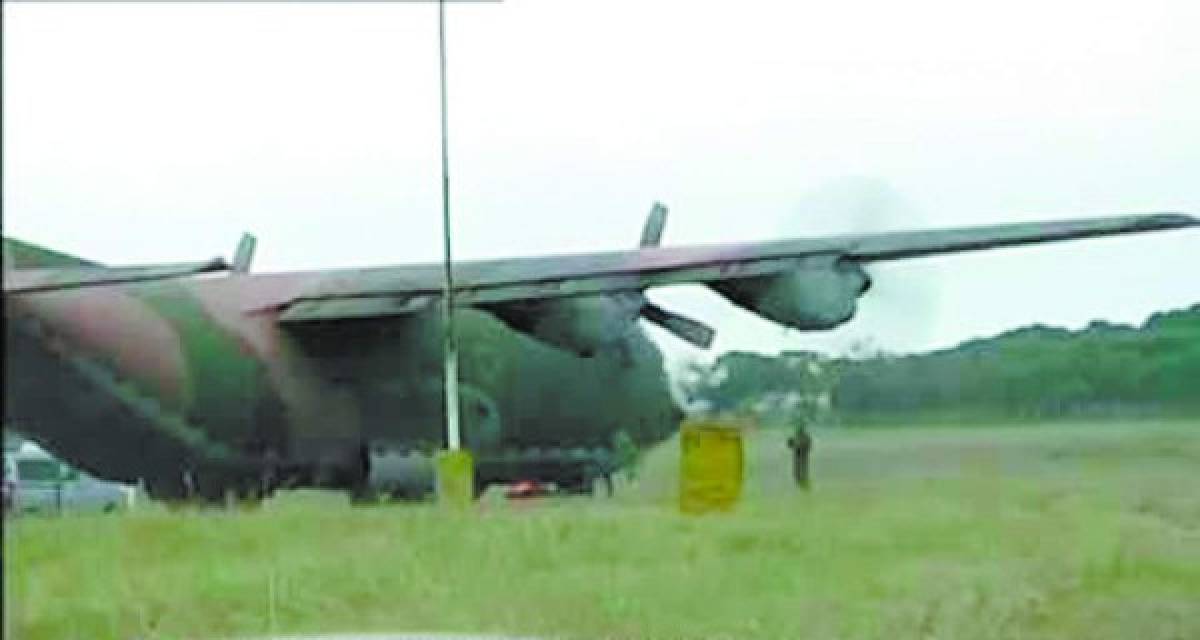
[438,0,461,450]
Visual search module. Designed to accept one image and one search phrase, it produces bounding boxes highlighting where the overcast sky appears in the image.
[4,0,1198,371]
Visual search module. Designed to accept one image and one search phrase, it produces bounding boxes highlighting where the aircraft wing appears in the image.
[277,212,1197,323]
[2,260,230,294]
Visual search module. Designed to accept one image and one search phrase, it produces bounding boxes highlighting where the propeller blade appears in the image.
[633,202,716,348]
[641,302,715,348]
[639,202,668,248]
[232,232,257,274]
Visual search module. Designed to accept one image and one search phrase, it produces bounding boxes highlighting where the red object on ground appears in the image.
[505,480,547,499]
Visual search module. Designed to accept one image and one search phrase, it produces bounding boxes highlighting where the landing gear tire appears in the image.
[561,477,593,496]
[593,475,614,498]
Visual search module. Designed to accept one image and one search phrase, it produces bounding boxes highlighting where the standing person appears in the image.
[786,426,812,490]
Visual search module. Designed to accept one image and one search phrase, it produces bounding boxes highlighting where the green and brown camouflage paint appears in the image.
[4,238,679,500]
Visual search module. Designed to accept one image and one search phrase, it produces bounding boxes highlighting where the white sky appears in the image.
[4,0,1198,371]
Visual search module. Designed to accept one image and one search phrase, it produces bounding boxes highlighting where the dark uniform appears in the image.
[786,428,812,490]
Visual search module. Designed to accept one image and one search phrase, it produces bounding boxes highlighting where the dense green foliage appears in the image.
[684,305,1200,424]
[679,350,836,425]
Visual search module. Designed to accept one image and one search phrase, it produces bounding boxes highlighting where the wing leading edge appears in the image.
[276,212,1197,323]
[2,234,246,294]
[3,260,230,295]
[842,212,1197,262]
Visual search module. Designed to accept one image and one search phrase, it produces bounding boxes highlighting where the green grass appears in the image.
[5,420,1200,639]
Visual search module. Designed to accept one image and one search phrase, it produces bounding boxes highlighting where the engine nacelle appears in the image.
[485,293,643,357]
[710,256,871,330]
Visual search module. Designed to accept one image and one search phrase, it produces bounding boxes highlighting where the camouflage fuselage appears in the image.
[5,271,680,500]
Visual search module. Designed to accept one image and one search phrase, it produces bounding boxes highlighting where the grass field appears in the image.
[5,420,1200,639]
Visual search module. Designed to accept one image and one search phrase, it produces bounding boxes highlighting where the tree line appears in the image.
[680,304,1200,425]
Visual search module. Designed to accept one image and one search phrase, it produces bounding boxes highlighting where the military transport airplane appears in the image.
[3,207,1197,501]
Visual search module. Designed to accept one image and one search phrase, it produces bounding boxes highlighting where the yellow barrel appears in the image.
[679,420,744,514]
